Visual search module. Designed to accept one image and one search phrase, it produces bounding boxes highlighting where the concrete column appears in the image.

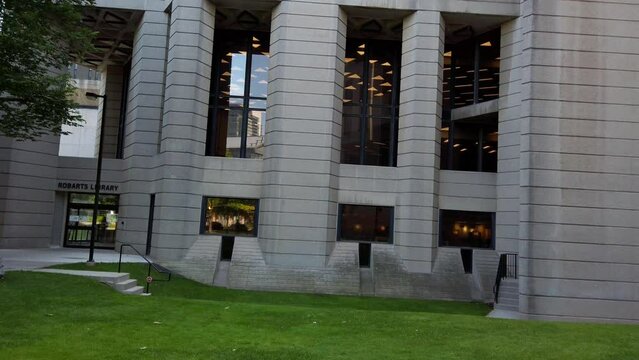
[116,8,169,251]
[260,2,346,267]
[495,18,523,253]
[124,9,169,159]
[394,11,443,273]
[519,0,639,322]
[153,0,215,259]
[97,65,124,159]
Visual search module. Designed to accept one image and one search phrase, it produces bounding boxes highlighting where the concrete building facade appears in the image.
[0,0,638,323]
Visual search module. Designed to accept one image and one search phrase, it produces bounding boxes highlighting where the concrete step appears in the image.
[34,269,129,284]
[32,269,147,296]
[113,279,138,291]
[122,286,145,295]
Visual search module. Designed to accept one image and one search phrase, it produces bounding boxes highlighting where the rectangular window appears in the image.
[439,210,494,249]
[359,242,372,268]
[342,39,401,167]
[64,193,119,249]
[443,29,500,111]
[201,197,258,236]
[440,115,497,172]
[206,29,269,158]
[338,204,393,243]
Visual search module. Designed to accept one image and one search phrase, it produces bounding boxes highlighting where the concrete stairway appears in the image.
[33,269,146,295]
[495,278,519,312]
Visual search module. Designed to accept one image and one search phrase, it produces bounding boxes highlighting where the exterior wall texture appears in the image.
[0,0,637,323]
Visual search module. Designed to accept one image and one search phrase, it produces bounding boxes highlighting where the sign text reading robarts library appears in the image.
[57,182,119,193]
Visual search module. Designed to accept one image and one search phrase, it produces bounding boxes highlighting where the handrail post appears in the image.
[146,263,151,294]
[118,244,124,273]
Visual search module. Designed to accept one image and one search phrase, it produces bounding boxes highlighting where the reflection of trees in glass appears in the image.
[205,198,256,235]
[69,193,118,205]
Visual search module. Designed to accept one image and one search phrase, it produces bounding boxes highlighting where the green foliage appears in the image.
[0,0,95,140]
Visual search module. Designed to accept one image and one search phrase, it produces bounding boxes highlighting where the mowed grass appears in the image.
[0,263,636,360]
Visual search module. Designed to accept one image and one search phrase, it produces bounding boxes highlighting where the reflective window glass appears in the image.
[339,204,393,243]
[202,197,258,236]
[440,210,494,249]
[206,29,269,158]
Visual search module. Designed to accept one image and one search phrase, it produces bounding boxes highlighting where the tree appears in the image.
[0,0,95,140]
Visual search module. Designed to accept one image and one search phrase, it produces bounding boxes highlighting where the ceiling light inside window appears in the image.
[444,51,452,57]
[480,41,492,47]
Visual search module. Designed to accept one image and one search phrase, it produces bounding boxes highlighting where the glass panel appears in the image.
[214,98,244,158]
[65,194,119,248]
[451,123,480,171]
[203,198,258,236]
[453,40,475,108]
[246,109,266,159]
[482,124,498,172]
[343,40,365,105]
[250,33,270,98]
[443,46,453,111]
[341,115,361,164]
[478,30,500,103]
[440,120,450,170]
[440,210,493,249]
[364,117,391,166]
[69,193,118,205]
[340,204,392,243]
[368,42,396,107]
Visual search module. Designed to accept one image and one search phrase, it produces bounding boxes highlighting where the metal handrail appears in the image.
[493,253,518,304]
[118,243,171,294]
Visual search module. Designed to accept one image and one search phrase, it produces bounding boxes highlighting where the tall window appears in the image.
[206,30,269,158]
[443,29,500,111]
[341,39,401,167]
[441,115,498,172]
[338,204,393,243]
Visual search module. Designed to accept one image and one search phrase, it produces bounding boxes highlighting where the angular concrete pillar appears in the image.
[260,2,346,267]
[394,11,444,273]
[153,0,215,259]
[116,7,169,250]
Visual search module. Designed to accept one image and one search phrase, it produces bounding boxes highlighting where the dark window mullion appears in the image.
[473,40,480,104]
[449,120,455,170]
[478,126,484,172]
[240,33,253,158]
[389,45,400,167]
[206,50,223,156]
[360,40,371,165]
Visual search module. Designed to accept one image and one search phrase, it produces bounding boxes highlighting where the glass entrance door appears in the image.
[64,193,119,249]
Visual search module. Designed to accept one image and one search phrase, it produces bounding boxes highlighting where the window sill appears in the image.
[450,98,499,121]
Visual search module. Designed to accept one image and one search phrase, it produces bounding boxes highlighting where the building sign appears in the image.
[57,182,119,193]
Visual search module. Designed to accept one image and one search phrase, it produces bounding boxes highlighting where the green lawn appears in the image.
[0,263,637,359]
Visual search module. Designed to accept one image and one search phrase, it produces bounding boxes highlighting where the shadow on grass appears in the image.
[49,262,490,316]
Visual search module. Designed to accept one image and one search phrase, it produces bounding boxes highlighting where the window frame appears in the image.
[341,38,401,167]
[336,203,395,244]
[440,115,498,173]
[200,196,260,237]
[438,209,495,250]
[205,29,269,158]
[443,29,501,113]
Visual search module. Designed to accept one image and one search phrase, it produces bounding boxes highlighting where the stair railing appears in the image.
[118,243,171,294]
[493,253,518,304]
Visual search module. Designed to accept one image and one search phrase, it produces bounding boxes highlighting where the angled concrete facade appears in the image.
[0,0,638,323]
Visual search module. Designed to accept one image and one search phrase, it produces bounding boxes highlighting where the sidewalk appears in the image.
[0,247,145,270]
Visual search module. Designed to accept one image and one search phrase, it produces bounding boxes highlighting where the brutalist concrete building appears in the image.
[1,0,638,323]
